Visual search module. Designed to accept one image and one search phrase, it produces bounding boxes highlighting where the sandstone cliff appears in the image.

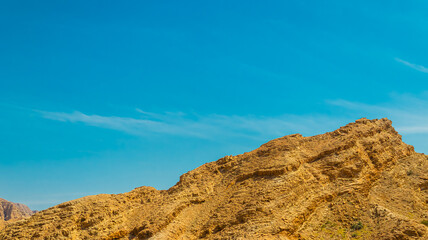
[0,198,34,230]
[1,118,427,239]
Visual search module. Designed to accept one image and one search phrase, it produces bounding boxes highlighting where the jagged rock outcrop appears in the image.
[0,198,34,230]
[0,118,427,239]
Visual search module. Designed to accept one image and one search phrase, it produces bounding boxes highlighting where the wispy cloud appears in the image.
[37,110,209,138]
[37,109,345,140]
[35,92,428,141]
[327,94,428,134]
[395,58,428,73]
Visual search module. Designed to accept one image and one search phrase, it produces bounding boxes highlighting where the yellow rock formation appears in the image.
[1,118,427,239]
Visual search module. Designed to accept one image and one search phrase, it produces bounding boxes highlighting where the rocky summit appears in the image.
[0,198,34,230]
[0,118,427,239]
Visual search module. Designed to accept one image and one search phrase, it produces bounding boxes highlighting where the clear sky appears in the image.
[1,1,428,210]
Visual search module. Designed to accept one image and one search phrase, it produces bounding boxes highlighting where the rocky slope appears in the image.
[0,198,34,230]
[1,118,427,239]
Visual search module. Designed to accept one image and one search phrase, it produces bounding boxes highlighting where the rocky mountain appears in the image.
[0,198,34,230]
[0,118,427,239]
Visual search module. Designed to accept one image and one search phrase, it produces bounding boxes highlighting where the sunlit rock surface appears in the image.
[1,118,427,239]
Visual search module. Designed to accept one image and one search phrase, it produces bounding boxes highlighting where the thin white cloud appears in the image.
[327,95,428,134]
[36,92,428,142]
[398,126,428,134]
[37,110,345,140]
[30,91,428,140]
[37,110,208,138]
[395,58,428,73]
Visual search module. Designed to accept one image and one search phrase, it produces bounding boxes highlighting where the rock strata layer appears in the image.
[1,118,427,239]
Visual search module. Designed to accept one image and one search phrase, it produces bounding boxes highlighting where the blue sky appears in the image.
[1,1,428,210]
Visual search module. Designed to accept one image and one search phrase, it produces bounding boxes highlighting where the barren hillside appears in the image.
[1,118,427,239]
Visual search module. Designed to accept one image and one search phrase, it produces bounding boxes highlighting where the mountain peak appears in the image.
[1,119,426,239]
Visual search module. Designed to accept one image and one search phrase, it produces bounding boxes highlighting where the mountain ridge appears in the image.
[1,118,427,239]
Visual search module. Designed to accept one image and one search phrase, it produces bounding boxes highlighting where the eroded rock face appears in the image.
[0,198,34,230]
[1,118,427,239]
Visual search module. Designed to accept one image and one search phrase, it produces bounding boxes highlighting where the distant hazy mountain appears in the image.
[0,198,34,230]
